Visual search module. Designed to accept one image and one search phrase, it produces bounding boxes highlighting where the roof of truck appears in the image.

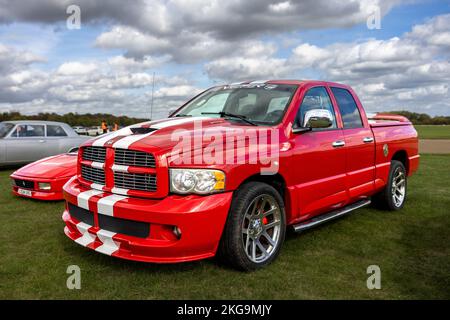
[227,79,351,88]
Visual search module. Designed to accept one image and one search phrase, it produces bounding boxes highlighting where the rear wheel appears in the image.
[218,182,286,271]
[373,160,407,210]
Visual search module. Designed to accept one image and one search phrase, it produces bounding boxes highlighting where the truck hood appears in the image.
[86,117,284,155]
[14,153,78,178]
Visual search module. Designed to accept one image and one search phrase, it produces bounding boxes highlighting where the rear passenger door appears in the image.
[46,124,68,155]
[330,87,375,201]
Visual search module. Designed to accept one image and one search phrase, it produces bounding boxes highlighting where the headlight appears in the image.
[38,182,51,190]
[170,169,225,194]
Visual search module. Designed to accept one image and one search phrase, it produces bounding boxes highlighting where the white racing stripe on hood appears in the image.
[112,117,204,149]
[249,80,269,84]
[92,127,134,147]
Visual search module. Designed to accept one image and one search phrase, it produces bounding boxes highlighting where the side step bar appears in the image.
[293,199,371,232]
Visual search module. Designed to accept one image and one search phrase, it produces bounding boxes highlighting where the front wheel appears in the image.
[218,182,286,271]
[373,160,407,210]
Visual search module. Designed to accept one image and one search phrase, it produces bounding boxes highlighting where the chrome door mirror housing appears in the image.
[303,109,334,129]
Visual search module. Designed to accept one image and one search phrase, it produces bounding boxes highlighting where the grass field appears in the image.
[1,154,449,299]
[415,125,450,139]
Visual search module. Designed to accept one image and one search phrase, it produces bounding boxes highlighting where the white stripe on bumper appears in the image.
[95,229,120,256]
[97,194,128,216]
[74,222,95,247]
[77,189,103,210]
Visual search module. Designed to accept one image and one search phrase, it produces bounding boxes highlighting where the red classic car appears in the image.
[11,148,78,201]
[61,80,419,270]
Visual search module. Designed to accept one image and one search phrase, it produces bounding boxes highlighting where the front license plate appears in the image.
[18,188,32,197]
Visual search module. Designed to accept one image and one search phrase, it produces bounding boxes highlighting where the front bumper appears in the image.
[10,173,69,201]
[62,177,233,263]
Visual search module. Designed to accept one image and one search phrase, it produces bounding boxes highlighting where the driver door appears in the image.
[290,86,349,221]
[5,123,47,163]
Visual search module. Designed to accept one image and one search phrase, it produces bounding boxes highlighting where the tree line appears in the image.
[386,111,450,125]
[1,111,449,126]
[0,112,149,127]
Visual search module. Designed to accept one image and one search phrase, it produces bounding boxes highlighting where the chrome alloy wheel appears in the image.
[391,167,406,207]
[241,194,282,263]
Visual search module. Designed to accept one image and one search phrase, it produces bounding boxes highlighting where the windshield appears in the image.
[0,122,14,138]
[174,84,298,125]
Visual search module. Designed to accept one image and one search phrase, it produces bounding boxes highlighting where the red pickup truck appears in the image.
[62,80,419,270]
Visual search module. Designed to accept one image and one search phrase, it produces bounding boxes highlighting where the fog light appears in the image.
[173,226,182,239]
[38,182,51,190]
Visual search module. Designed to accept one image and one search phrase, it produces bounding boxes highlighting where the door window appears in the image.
[296,87,337,129]
[11,124,45,137]
[331,87,364,128]
[47,125,68,137]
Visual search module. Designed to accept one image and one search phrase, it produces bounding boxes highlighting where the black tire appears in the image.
[218,182,286,271]
[373,160,407,211]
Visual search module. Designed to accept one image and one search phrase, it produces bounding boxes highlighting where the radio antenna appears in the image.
[150,72,155,120]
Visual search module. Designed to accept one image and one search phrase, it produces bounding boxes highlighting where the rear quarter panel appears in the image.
[372,123,419,192]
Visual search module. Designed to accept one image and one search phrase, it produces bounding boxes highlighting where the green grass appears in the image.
[415,125,450,139]
[1,155,450,299]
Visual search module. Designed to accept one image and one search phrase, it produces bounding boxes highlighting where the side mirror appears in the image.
[308,116,333,129]
[292,109,334,134]
[303,109,333,129]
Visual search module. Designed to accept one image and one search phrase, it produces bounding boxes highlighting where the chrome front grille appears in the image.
[114,172,157,192]
[114,149,155,167]
[82,146,106,162]
[81,165,105,185]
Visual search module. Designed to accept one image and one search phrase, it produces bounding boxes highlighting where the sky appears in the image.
[0,0,449,119]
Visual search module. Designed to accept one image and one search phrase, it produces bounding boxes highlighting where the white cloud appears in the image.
[154,85,202,98]
[1,2,449,117]
[57,62,98,76]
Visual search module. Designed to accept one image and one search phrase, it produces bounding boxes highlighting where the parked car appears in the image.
[0,120,89,166]
[10,147,78,201]
[61,80,419,270]
[73,126,88,135]
[87,126,104,136]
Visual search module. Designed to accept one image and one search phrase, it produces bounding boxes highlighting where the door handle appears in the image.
[38,139,45,143]
[363,137,374,143]
[332,140,345,148]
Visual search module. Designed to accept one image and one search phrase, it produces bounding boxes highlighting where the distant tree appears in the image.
[0,112,149,127]
[385,111,450,125]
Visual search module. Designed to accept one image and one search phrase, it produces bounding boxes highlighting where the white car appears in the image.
[72,126,88,135]
[87,126,104,136]
[0,120,90,166]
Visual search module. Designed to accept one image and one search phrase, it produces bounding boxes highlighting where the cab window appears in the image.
[331,87,364,128]
[296,87,337,129]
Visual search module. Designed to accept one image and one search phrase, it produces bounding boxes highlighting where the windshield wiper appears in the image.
[201,112,258,126]
[174,114,192,117]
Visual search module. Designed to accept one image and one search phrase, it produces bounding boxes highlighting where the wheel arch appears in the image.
[235,173,295,222]
[391,150,409,175]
